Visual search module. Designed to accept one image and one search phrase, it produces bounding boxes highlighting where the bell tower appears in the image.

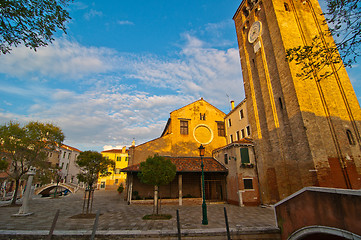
[233,0,361,203]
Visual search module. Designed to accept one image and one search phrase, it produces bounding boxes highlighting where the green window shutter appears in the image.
[240,148,250,163]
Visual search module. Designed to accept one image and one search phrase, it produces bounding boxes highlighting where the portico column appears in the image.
[127,174,133,205]
[178,174,182,206]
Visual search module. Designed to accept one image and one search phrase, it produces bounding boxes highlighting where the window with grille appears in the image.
[217,122,225,136]
[180,120,188,135]
[243,179,253,189]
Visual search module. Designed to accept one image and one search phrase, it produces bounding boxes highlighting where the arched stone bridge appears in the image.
[34,183,78,195]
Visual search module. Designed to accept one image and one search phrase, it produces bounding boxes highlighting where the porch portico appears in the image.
[122,156,228,205]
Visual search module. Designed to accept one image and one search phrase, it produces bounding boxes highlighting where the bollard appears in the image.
[224,207,231,240]
[47,209,60,240]
[176,209,181,240]
[91,210,100,240]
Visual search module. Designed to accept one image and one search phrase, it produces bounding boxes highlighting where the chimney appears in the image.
[231,100,235,110]
[122,146,126,153]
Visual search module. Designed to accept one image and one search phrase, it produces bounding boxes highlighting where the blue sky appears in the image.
[0,0,360,152]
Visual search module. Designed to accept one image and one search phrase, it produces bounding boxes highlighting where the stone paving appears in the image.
[0,190,278,239]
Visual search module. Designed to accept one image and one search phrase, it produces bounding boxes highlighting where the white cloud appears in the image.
[84,9,103,20]
[117,20,134,25]
[0,31,244,151]
[0,39,114,79]
[103,145,125,151]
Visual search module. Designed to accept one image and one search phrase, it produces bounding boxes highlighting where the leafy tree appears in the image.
[138,155,176,214]
[33,167,59,185]
[76,151,114,214]
[0,121,64,205]
[0,157,8,171]
[286,0,360,79]
[0,0,72,55]
[326,0,360,66]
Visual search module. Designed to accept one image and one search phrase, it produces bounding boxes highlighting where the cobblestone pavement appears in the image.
[0,190,276,232]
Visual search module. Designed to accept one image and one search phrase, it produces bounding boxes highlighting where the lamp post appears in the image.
[198,144,208,225]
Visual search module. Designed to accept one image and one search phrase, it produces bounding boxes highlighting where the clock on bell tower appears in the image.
[233,0,361,204]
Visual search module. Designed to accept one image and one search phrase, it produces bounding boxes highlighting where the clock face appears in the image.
[248,21,262,43]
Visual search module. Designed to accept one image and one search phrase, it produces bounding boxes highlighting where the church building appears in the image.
[122,98,228,204]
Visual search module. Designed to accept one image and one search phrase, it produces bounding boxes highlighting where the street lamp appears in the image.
[198,144,208,225]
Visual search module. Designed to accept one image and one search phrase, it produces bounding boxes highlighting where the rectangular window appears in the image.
[228,119,232,127]
[241,129,245,139]
[125,157,129,161]
[240,148,250,163]
[230,134,234,143]
[180,120,188,135]
[200,113,206,120]
[116,156,121,161]
[115,179,119,184]
[236,131,240,141]
[100,182,106,189]
[68,153,71,159]
[240,109,244,119]
[243,179,253,189]
[217,122,225,136]
[246,126,251,136]
[66,163,69,170]
[63,152,66,158]
[115,168,121,174]
[224,153,228,164]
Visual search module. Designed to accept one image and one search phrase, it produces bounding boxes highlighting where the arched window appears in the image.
[346,130,355,145]
[279,97,283,109]
[243,7,249,17]
[284,2,290,11]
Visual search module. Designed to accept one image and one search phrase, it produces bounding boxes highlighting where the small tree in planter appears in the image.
[117,183,124,194]
[138,154,176,215]
[76,151,114,215]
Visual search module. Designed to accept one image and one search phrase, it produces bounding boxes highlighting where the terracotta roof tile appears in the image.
[61,144,81,152]
[122,156,227,173]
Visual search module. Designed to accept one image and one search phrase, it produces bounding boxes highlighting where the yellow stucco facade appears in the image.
[129,98,227,165]
[98,147,128,190]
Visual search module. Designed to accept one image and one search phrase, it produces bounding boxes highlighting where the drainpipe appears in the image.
[251,145,263,205]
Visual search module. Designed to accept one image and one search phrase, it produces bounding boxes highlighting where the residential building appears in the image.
[98,147,128,190]
[123,98,228,204]
[233,0,361,204]
[58,144,81,184]
[213,138,259,206]
[212,99,259,206]
[225,99,251,144]
[47,150,60,168]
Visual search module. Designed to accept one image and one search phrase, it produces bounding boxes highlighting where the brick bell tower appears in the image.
[233,0,361,203]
